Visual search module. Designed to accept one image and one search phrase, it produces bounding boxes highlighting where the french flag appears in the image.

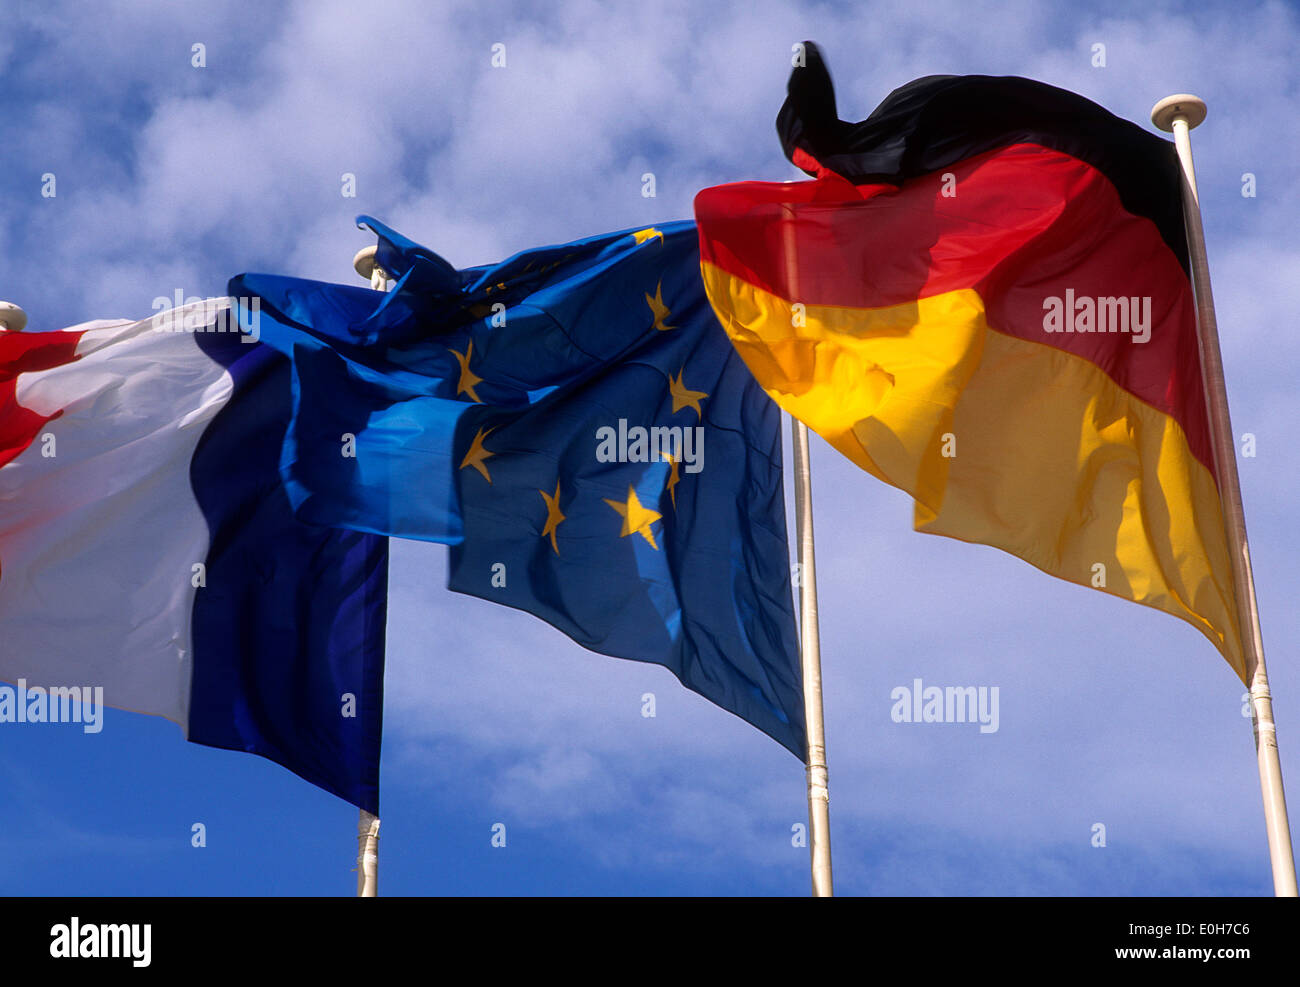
[0,298,388,812]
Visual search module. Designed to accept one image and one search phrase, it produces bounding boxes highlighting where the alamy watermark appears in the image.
[890,677,999,733]
[595,419,704,473]
[1042,290,1151,344]
[50,917,150,967]
[0,679,104,733]
[149,291,260,342]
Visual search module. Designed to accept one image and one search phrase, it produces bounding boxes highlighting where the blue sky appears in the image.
[1,0,1297,896]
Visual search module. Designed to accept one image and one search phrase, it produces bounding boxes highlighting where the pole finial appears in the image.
[352,245,391,291]
[353,245,379,280]
[0,301,28,332]
[1151,94,1207,132]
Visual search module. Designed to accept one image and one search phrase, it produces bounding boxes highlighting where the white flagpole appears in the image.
[356,809,380,897]
[791,417,834,897]
[350,244,390,898]
[1152,94,1298,896]
[780,203,833,896]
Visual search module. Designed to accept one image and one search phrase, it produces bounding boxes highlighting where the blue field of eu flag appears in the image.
[230,218,805,757]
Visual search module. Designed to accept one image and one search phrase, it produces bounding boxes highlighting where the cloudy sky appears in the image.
[1,0,1297,896]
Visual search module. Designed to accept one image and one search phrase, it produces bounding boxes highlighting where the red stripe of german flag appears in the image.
[696,53,1244,680]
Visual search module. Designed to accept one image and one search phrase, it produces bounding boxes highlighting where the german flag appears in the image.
[695,44,1244,680]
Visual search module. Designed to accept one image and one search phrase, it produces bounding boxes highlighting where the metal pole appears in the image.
[779,199,833,896]
[1152,93,1298,896]
[356,809,380,897]
[351,242,388,898]
[792,417,833,896]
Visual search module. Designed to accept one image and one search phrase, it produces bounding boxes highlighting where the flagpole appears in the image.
[791,417,834,896]
[350,244,390,898]
[356,809,380,897]
[1152,94,1298,897]
[779,199,833,897]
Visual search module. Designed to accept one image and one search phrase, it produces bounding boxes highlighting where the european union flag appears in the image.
[230,219,805,756]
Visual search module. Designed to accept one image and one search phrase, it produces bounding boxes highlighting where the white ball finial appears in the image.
[353,245,378,280]
[353,244,391,291]
[0,301,28,332]
[1151,94,1207,132]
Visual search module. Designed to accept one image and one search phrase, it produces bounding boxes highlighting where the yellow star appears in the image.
[459,426,495,483]
[668,367,708,419]
[645,280,676,332]
[663,452,681,511]
[450,343,483,403]
[538,480,566,555]
[631,227,664,246]
[604,485,662,550]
